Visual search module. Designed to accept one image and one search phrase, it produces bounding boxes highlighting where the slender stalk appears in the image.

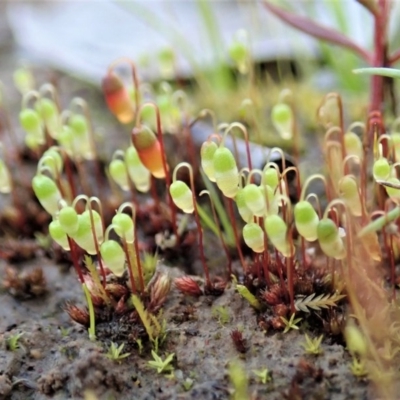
[227,197,246,272]
[82,283,96,341]
[67,236,84,283]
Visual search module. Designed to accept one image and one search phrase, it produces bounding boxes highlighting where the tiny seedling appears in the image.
[6,332,24,351]
[253,368,272,384]
[281,313,303,334]
[60,327,71,337]
[301,334,324,355]
[136,338,144,355]
[147,350,175,374]
[211,305,230,326]
[350,357,368,378]
[105,342,131,363]
[182,377,194,391]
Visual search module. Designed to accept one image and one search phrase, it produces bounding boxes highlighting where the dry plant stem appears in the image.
[108,58,140,119]
[67,236,84,283]
[200,190,232,277]
[139,102,178,242]
[227,197,246,272]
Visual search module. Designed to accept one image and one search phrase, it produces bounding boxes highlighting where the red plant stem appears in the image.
[87,206,107,287]
[189,188,211,288]
[150,177,160,211]
[141,102,178,241]
[64,153,77,200]
[134,222,145,292]
[262,228,271,286]
[67,236,84,283]
[122,239,137,295]
[227,198,246,272]
[390,48,400,65]
[286,256,295,314]
[275,249,286,295]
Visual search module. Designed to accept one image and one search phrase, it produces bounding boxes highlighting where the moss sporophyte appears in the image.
[3,10,400,395]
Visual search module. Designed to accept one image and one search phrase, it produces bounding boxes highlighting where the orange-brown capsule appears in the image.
[102,73,134,123]
[131,125,167,178]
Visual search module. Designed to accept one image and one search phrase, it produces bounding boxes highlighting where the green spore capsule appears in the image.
[125,146,150,193]
[200,140,218,182]
[109,159,129,191]
[58,206,79,236]
[19,108,44,142]
[344,131,362,159]
[32,174,62,216]
[213,147,239,198]
[49,219,70,250]
[271,103,293,140]
[235,187,253,223]
[264,214,293,257]
[294,201,319,241]
[243,222,264,253]
[170,180,194,213]
[112,213,134,243]
[338,176,362,216]
[317,219,346,260]
[41,148,63,176]
[384,177,400,202]
[392,132,400,162]
[100,239,126,277]
[35,98,60,139]
[68,114,93,160]
[72,210,103,255]
[243,183,266,217]
[372,157,391,181]
[263,168,279,190]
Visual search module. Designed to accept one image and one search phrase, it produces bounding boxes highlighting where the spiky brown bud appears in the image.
[115,296,128,315]
[150,273,171,311]
[230,329,247,353]
[262,290,280,306]
[273,303,289,318]
[65,303,90,326]
[271,317,285,330]
[106,283,128,299]
[174,276,203,297]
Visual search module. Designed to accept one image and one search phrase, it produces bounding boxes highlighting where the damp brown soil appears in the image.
[1,257,372,400]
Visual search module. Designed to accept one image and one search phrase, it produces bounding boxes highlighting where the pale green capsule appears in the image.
[317,219,345,260]
[68,114,93,159]
[200,141,218,182]
[0,159,11,193]
[243,183,265,217]
[294,201,319,241]
[49,219,70,250]
[263,168,279,190]
[58,125,74,155]
[41,148,63,176]
[125,146,151,193]
[392,133,400,162]
[112,213,134,243]
[235,187,253,223]
[58,206,79,236]
[32,174,62,215]
[35,98,60,139]
[19,108,43,141]
[344,131,362,159]
[72,211,103,255]
[338,176,362,216]
[213,147,239,198]
[264,215,293,257]
[170,180,194,213]
[243,222,264,253]
[109,159,129,191]
[271,103,293,140]
[384,177,400,202]
[100,240,126,277]
[372,157,391,181]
